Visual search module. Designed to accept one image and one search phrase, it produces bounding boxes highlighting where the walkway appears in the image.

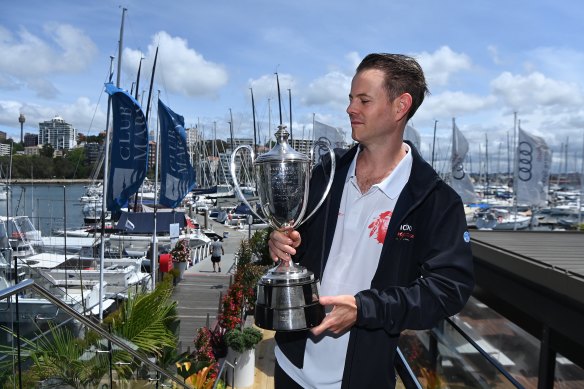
[172,218,275,387]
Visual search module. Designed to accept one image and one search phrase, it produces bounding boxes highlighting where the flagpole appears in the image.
[116,8,126,88]
[98,55,115,322]
[151,91,161,290]
[145,46,159,125]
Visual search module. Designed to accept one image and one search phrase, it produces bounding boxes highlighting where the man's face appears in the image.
[346,69,398,145]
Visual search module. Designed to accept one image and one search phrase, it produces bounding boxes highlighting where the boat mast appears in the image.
[578,134,584,226]
[431,119,438,169]
[250,88,257,155]
[99,7,126,321]
[229,108,234,152]
[151,90,161,290]
[288,88,293,141]
[512,113,519,231]
[275,72,283,127]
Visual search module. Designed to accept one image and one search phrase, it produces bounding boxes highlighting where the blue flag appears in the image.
[158,99,196,208]
[105,83,149,212]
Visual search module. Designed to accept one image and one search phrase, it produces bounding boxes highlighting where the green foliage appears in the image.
[0,278,181,387]
[224,327,263,353]
[236,238,253,267]
[40,143,54,158]
[234,262,267,308]
[108,278,178,358]
[249,227,274,266]
[0,322,108,388]
[0,145,98,179]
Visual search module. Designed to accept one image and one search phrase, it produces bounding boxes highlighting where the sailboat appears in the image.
[448,118,477,205]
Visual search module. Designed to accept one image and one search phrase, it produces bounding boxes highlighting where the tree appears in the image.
[40,143,54,158]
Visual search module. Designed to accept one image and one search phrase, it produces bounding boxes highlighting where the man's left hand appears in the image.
[310,295,357,336]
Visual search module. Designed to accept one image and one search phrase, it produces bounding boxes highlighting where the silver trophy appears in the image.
[230,125,336,331]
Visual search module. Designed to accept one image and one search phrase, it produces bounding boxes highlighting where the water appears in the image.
[1,183,88,236]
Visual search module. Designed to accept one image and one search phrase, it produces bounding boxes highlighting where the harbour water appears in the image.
[1,183,87,236]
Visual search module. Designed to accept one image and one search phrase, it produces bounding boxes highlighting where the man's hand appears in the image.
[268,228,301,264]
[311,295,357,336]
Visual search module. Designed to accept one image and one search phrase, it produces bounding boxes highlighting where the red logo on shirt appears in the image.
[368,211,392,244]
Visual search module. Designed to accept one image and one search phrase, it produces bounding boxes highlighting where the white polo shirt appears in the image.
[275,143,413,388]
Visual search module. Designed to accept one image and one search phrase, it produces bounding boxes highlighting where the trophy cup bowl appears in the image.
[230,125,335,331]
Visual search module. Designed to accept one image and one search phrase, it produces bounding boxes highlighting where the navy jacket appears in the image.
[275,142,474,388]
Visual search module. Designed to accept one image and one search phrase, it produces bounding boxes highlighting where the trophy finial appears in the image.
[274,124,289,144]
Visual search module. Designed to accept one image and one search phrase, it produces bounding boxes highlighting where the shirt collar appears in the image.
[347,143,412,199]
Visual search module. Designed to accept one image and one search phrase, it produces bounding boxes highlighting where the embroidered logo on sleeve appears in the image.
[368,211,392,244]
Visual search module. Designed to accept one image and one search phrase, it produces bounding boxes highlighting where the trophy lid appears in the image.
[255,125,310,164]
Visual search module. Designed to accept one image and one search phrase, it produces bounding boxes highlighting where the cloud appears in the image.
[303,71,351,108]
[418,91,498,120]
[415,46,473,87]
[345,51,361,72]
[124,31,228,98]
[487,45,502,65]
[490,71,583,112]
[0,23,97,98]
[247,72,296,101]
[0,97,106,138]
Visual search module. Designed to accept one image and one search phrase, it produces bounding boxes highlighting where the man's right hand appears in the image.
[268,228,302,264]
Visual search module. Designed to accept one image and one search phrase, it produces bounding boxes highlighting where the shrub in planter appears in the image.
[218,282,245,330]
[171,238,191,263]
[224,327,263,353]
[234,262,267,309]
[249,228,273,266]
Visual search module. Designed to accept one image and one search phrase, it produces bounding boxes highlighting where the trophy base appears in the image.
[254,302,325,331]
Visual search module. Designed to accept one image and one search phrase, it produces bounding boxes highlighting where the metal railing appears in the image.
[0,278,190,389]
[444,316,525,388]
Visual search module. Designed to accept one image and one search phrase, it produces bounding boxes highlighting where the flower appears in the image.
[171,239,191,263]
[218,282,245,330]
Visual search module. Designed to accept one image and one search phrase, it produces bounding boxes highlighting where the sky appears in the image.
[1,0,584,174]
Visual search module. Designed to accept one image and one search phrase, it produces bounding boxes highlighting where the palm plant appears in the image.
[0,277,180,387]
[0,322,109,388]
[105,275,179,378]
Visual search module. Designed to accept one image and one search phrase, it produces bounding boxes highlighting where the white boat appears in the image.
[41,257,150,299]
[476,208,532,230]
[0,253,105,339]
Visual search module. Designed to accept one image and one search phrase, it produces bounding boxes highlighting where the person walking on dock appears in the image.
[209,237,225,272]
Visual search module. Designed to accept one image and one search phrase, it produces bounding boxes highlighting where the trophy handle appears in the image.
[297,140,336,227]
[230,145,268,224]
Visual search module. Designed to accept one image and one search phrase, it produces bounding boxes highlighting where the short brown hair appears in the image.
[356,53,429,120]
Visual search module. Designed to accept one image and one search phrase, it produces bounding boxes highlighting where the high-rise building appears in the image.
[0,143,11,156]
[24,133,39,147]
[84,142,102,165]
[38,116,77,150]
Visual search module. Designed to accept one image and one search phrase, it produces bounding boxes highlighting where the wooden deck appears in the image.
[173,271,275,387]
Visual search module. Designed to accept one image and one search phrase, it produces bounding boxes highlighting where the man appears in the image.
[268,53,474,388]
[209,237,224,272]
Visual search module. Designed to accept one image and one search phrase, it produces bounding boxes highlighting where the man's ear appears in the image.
[395,93,413,121]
